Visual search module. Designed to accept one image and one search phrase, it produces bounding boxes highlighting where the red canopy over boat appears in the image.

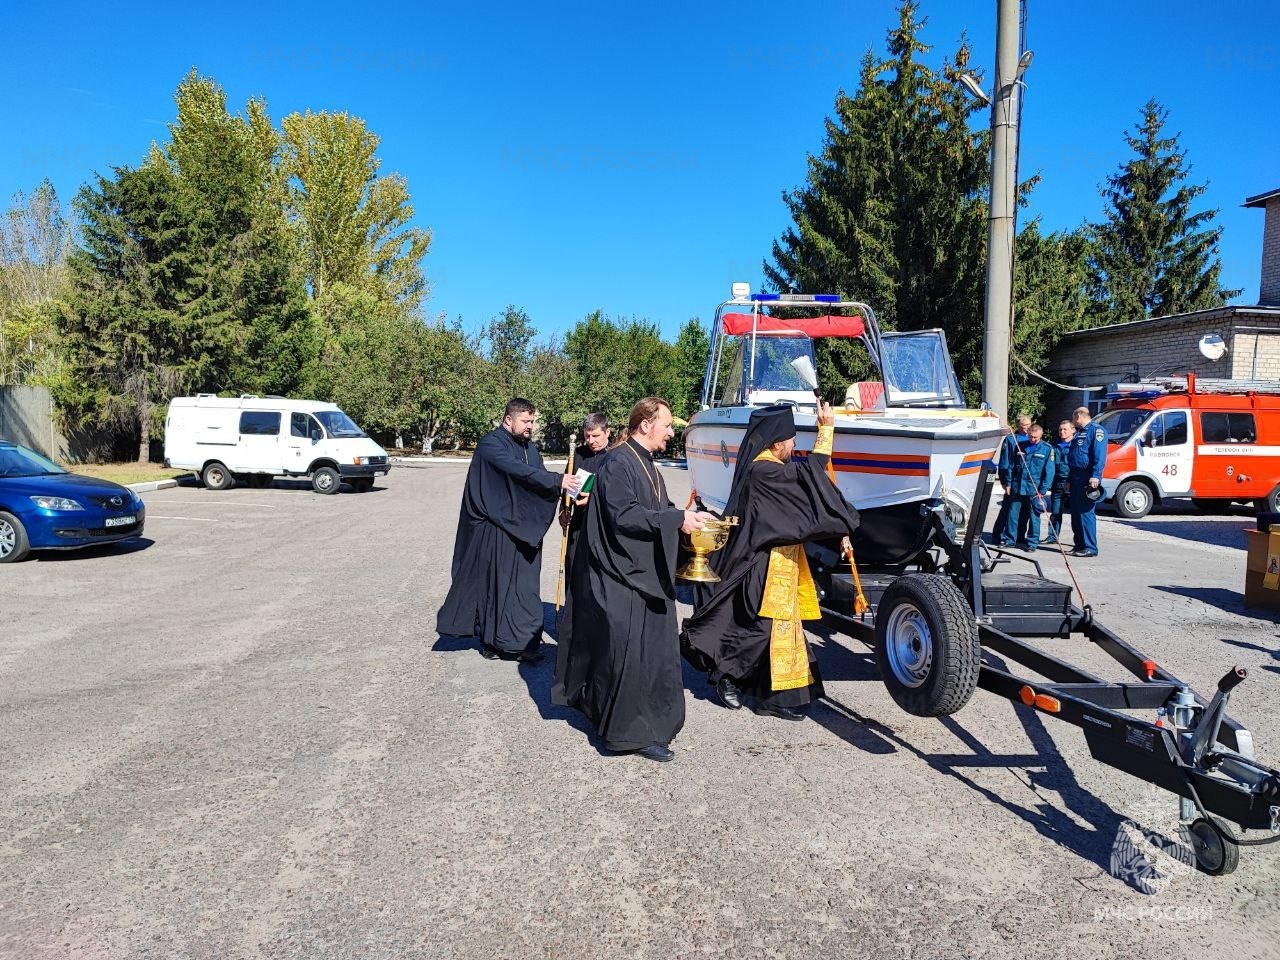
[721,312,865,338]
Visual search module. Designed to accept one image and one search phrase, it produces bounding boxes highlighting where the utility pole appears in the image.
[981,0,1023,421]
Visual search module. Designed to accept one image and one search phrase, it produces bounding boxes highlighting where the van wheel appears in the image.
[1113,479,1154,519]
[202,462,234,491]
[312,466,340,495]
[1256,484,1280,515]
[0,511,31,563]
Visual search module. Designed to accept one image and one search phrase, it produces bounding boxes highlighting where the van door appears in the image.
[1136,410,1192,495]
[285,412,320,471]
[237,410,282,471]
[1196,410,1259,498]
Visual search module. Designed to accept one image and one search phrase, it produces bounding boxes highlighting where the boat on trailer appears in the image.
[684,287,1005,565]
[683,285,1280,877]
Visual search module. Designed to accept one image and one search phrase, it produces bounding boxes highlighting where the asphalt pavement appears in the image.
[2,467,1278,959]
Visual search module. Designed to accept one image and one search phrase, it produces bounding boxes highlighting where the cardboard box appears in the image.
[1244,570,1280,611]
[1245,528,1280,574]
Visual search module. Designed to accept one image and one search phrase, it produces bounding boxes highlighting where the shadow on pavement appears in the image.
[1113,516,1250,550]
[811,638,1125,878]
[1151,583,1280,622]
[1218,636,1280,675]
[35,536,155,561]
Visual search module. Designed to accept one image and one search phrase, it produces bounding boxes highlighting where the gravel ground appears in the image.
[1,467,1277,960]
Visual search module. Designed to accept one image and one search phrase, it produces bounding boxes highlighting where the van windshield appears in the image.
[1094,407,1149,444]
[314,410,367,438]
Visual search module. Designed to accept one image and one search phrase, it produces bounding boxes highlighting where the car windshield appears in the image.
[0,444,68,478]
[314,410,367,438]
[1093,407,1149,444]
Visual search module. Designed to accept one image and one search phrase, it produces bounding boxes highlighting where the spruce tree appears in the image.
[1087,99,1238,324]
[765,1,988,394]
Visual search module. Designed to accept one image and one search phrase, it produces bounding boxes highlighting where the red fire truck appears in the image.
[1097,374,1280,518]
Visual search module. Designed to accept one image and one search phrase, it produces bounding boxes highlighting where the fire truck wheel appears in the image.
[1257,483,1280,516]
[874,573,980,717]
[1113,479,1154,519]
[1191,498,1233,515]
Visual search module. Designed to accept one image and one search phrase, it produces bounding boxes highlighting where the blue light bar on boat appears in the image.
[750,293,781,302]
[813,294,839,302]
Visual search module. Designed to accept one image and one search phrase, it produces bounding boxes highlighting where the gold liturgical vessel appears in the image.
[677,516,739,583]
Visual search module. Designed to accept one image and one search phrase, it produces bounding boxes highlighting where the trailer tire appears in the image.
[311,466,340,495]
[202,462,234,491]
[1113,479,1155,519]
[1256,483,1280,516]
[874,573,980,717]
[1188,817,1240,876]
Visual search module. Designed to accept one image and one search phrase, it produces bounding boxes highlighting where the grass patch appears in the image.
[65,463,189,486]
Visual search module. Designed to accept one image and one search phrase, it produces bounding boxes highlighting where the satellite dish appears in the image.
[1198,333,1228,362]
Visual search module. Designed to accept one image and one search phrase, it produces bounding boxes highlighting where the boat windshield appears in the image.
[717,336,818,404]
[1093,407,1149,444]
[880,331,966,407]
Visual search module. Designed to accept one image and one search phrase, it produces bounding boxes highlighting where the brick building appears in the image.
[1041,186,1280,425]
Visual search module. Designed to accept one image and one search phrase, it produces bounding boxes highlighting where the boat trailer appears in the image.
[812,461,1280,876]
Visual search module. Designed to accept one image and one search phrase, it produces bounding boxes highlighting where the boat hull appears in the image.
[685,407,1003,565]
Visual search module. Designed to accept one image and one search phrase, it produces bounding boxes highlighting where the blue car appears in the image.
[0,441,147,563]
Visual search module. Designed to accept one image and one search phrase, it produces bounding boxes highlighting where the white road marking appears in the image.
[141,501,279,508]
[145,516,221,522]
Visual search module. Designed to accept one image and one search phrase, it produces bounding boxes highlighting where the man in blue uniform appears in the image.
[1043,420,1075,544]
[993,414,1031,546]
[1010,423,1054,551]
[1068,406,1107,558]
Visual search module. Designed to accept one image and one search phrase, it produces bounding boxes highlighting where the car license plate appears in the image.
[103,515,135,527]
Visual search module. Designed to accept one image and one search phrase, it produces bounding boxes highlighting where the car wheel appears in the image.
[1113,479,1154,519]
[202,462,235,491]
[312,466,340,495]
[0,510,31,563]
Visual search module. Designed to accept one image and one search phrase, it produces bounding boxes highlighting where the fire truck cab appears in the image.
[1097,373,1280,519]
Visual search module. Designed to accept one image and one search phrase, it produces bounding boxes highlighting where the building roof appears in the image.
[1244,187,1280,208]
[1057,305,1280,343]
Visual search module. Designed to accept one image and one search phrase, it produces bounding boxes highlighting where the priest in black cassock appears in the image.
[553,397,714,762]
[436,398,581,662]
[557,411,612,576]
[681,401,859,720]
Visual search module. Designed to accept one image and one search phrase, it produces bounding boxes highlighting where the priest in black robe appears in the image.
[681,402,859,720]
[558,411,612,576]
[553,397,714,762]
[437,398,581,661]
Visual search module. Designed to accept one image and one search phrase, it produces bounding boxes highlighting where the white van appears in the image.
[164,395,391,494]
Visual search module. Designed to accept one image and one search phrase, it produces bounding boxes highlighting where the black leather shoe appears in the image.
[752,703,806,722]
[479,645,500,660]
[636,744,675,762]
[715,676,743,710]
[516,646,543,664]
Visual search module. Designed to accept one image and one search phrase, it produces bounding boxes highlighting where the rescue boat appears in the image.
[683,286,1005,565]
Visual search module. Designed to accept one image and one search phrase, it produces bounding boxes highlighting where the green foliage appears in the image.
[281,110,432,308]
[0,180,71,386]
[1086,99,1238,325]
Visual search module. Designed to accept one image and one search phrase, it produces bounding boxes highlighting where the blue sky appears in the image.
[4,1,1277,340]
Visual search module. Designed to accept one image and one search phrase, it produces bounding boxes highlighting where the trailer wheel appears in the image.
[874,573,980,717]
[1256,483,1280,515]
[202,462,234,491]
[1188,817,1240,876]
[1113,479,1154,519]
[311,466,340,495]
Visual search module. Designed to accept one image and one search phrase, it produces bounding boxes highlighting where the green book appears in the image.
[575,467,596,493]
